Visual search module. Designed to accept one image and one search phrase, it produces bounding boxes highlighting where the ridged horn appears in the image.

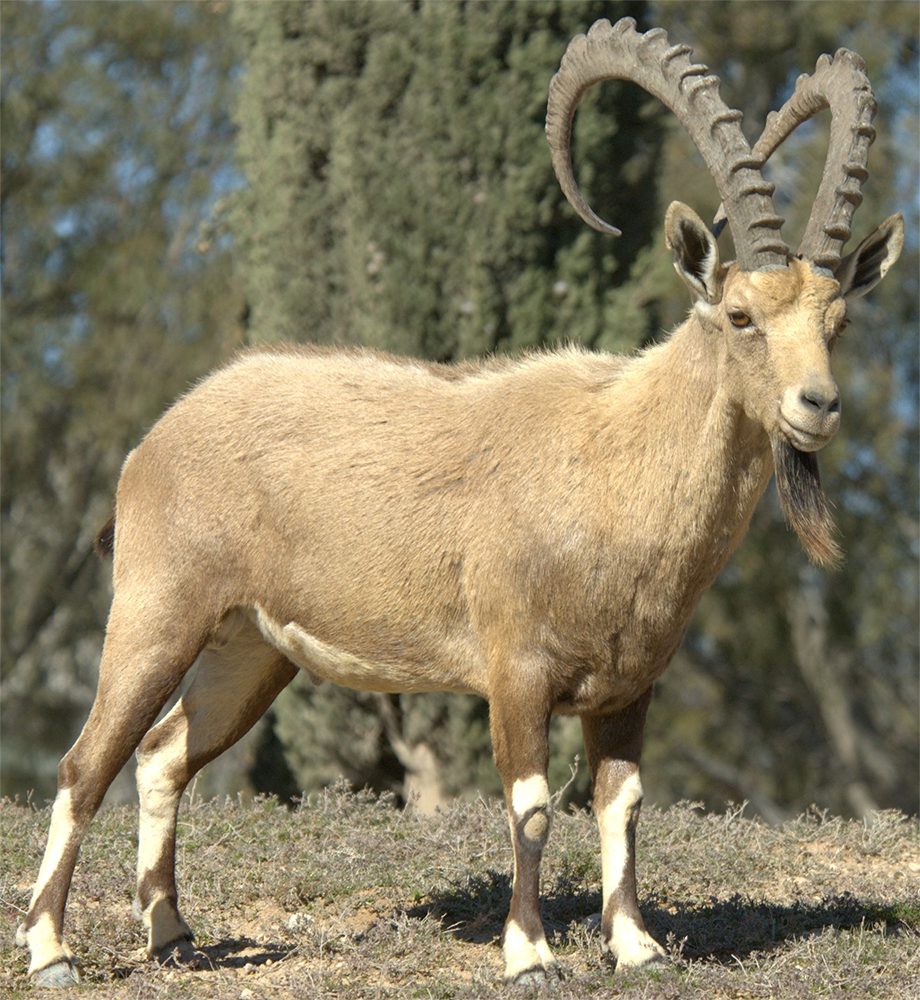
[741,49,876,275]
[546,18,789,272]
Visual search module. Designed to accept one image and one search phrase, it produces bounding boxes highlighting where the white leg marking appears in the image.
[597,772,641,906]
[610,912,665,968]
[502,918,556,980]
[136,770,180,887]
[511,775,552,843]
[29,790,74,905]
[135,761,191,954]
[144,898,193,956]
[23,914,76,976]
[20,789,78,973]
[596,772,665,967]
[502,775,556,980]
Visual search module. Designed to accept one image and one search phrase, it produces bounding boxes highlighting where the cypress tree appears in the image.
[231,0,664,356]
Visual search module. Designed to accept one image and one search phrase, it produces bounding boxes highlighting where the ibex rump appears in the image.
[18,18,903,986]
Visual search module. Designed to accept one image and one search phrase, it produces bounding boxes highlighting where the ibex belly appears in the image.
[250,605,486,697]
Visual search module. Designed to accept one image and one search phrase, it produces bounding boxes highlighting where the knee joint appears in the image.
[599,771,643,820]
[522,808,550,844]
[511,775,552,847]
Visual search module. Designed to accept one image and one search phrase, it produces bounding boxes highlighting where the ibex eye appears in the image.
[729,311,752,328]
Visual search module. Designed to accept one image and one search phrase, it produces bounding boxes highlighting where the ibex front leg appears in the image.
[581,688,666,970]
[490,678,558,983]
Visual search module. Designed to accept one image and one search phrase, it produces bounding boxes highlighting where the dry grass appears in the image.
[2,785,917,998]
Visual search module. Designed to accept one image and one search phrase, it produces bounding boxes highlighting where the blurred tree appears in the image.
[231,0,667,356]
[0,0,243,802]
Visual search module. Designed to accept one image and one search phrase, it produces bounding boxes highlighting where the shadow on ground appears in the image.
[196,936,293,969]
[408,871,911,963]
[100,937,293,983]
[644,892,914,961]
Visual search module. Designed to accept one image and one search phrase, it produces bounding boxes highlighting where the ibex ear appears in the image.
[665,201,723,305]
[835,213,904,301]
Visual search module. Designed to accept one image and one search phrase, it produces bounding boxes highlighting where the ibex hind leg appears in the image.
[134,616,296,965]
[17,595,208,986]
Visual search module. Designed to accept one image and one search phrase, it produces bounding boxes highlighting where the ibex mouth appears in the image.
[778,386,841,453]
[778,418,837,454]
[770,436,842,569]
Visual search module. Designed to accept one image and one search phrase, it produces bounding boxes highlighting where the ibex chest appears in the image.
[469,531,719,714]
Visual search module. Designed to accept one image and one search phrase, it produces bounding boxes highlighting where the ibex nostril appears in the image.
[801,388,840,415]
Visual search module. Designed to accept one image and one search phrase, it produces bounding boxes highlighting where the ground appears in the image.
[2,786,917,998]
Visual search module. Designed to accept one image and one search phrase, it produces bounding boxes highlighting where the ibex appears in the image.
[18,18,902,987]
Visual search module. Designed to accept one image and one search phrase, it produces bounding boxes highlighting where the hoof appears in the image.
[33,960,81,987]
[155,937,212,970]
[509,965,546,987]
[508,961,565,987]
[616,951,671,974]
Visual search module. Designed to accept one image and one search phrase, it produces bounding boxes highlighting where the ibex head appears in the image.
[546,18,904,566]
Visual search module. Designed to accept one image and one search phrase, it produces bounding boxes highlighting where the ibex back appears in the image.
[18,17,903,987]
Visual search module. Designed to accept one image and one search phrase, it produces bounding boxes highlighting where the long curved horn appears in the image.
[742,50,876,275]
[546,18,788,271]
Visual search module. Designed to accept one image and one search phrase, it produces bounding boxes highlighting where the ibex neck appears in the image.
[603,317,774,578]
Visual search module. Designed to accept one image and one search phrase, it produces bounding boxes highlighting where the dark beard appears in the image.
[771,436,843,570]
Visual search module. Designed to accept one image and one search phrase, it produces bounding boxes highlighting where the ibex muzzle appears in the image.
[18,17,903,987]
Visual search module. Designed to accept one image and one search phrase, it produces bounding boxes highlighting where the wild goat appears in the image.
[18,17,902,987]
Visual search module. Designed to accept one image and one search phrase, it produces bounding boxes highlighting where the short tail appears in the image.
[94,513,115,558]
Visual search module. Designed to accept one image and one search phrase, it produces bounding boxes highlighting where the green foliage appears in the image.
[273,680,589,806]
[275,681,406,796]
[231,0,665,356]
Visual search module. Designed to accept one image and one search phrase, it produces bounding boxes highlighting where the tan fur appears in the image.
[16,16,907,990]
[17,215,901,985]
[17,39,905,980]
